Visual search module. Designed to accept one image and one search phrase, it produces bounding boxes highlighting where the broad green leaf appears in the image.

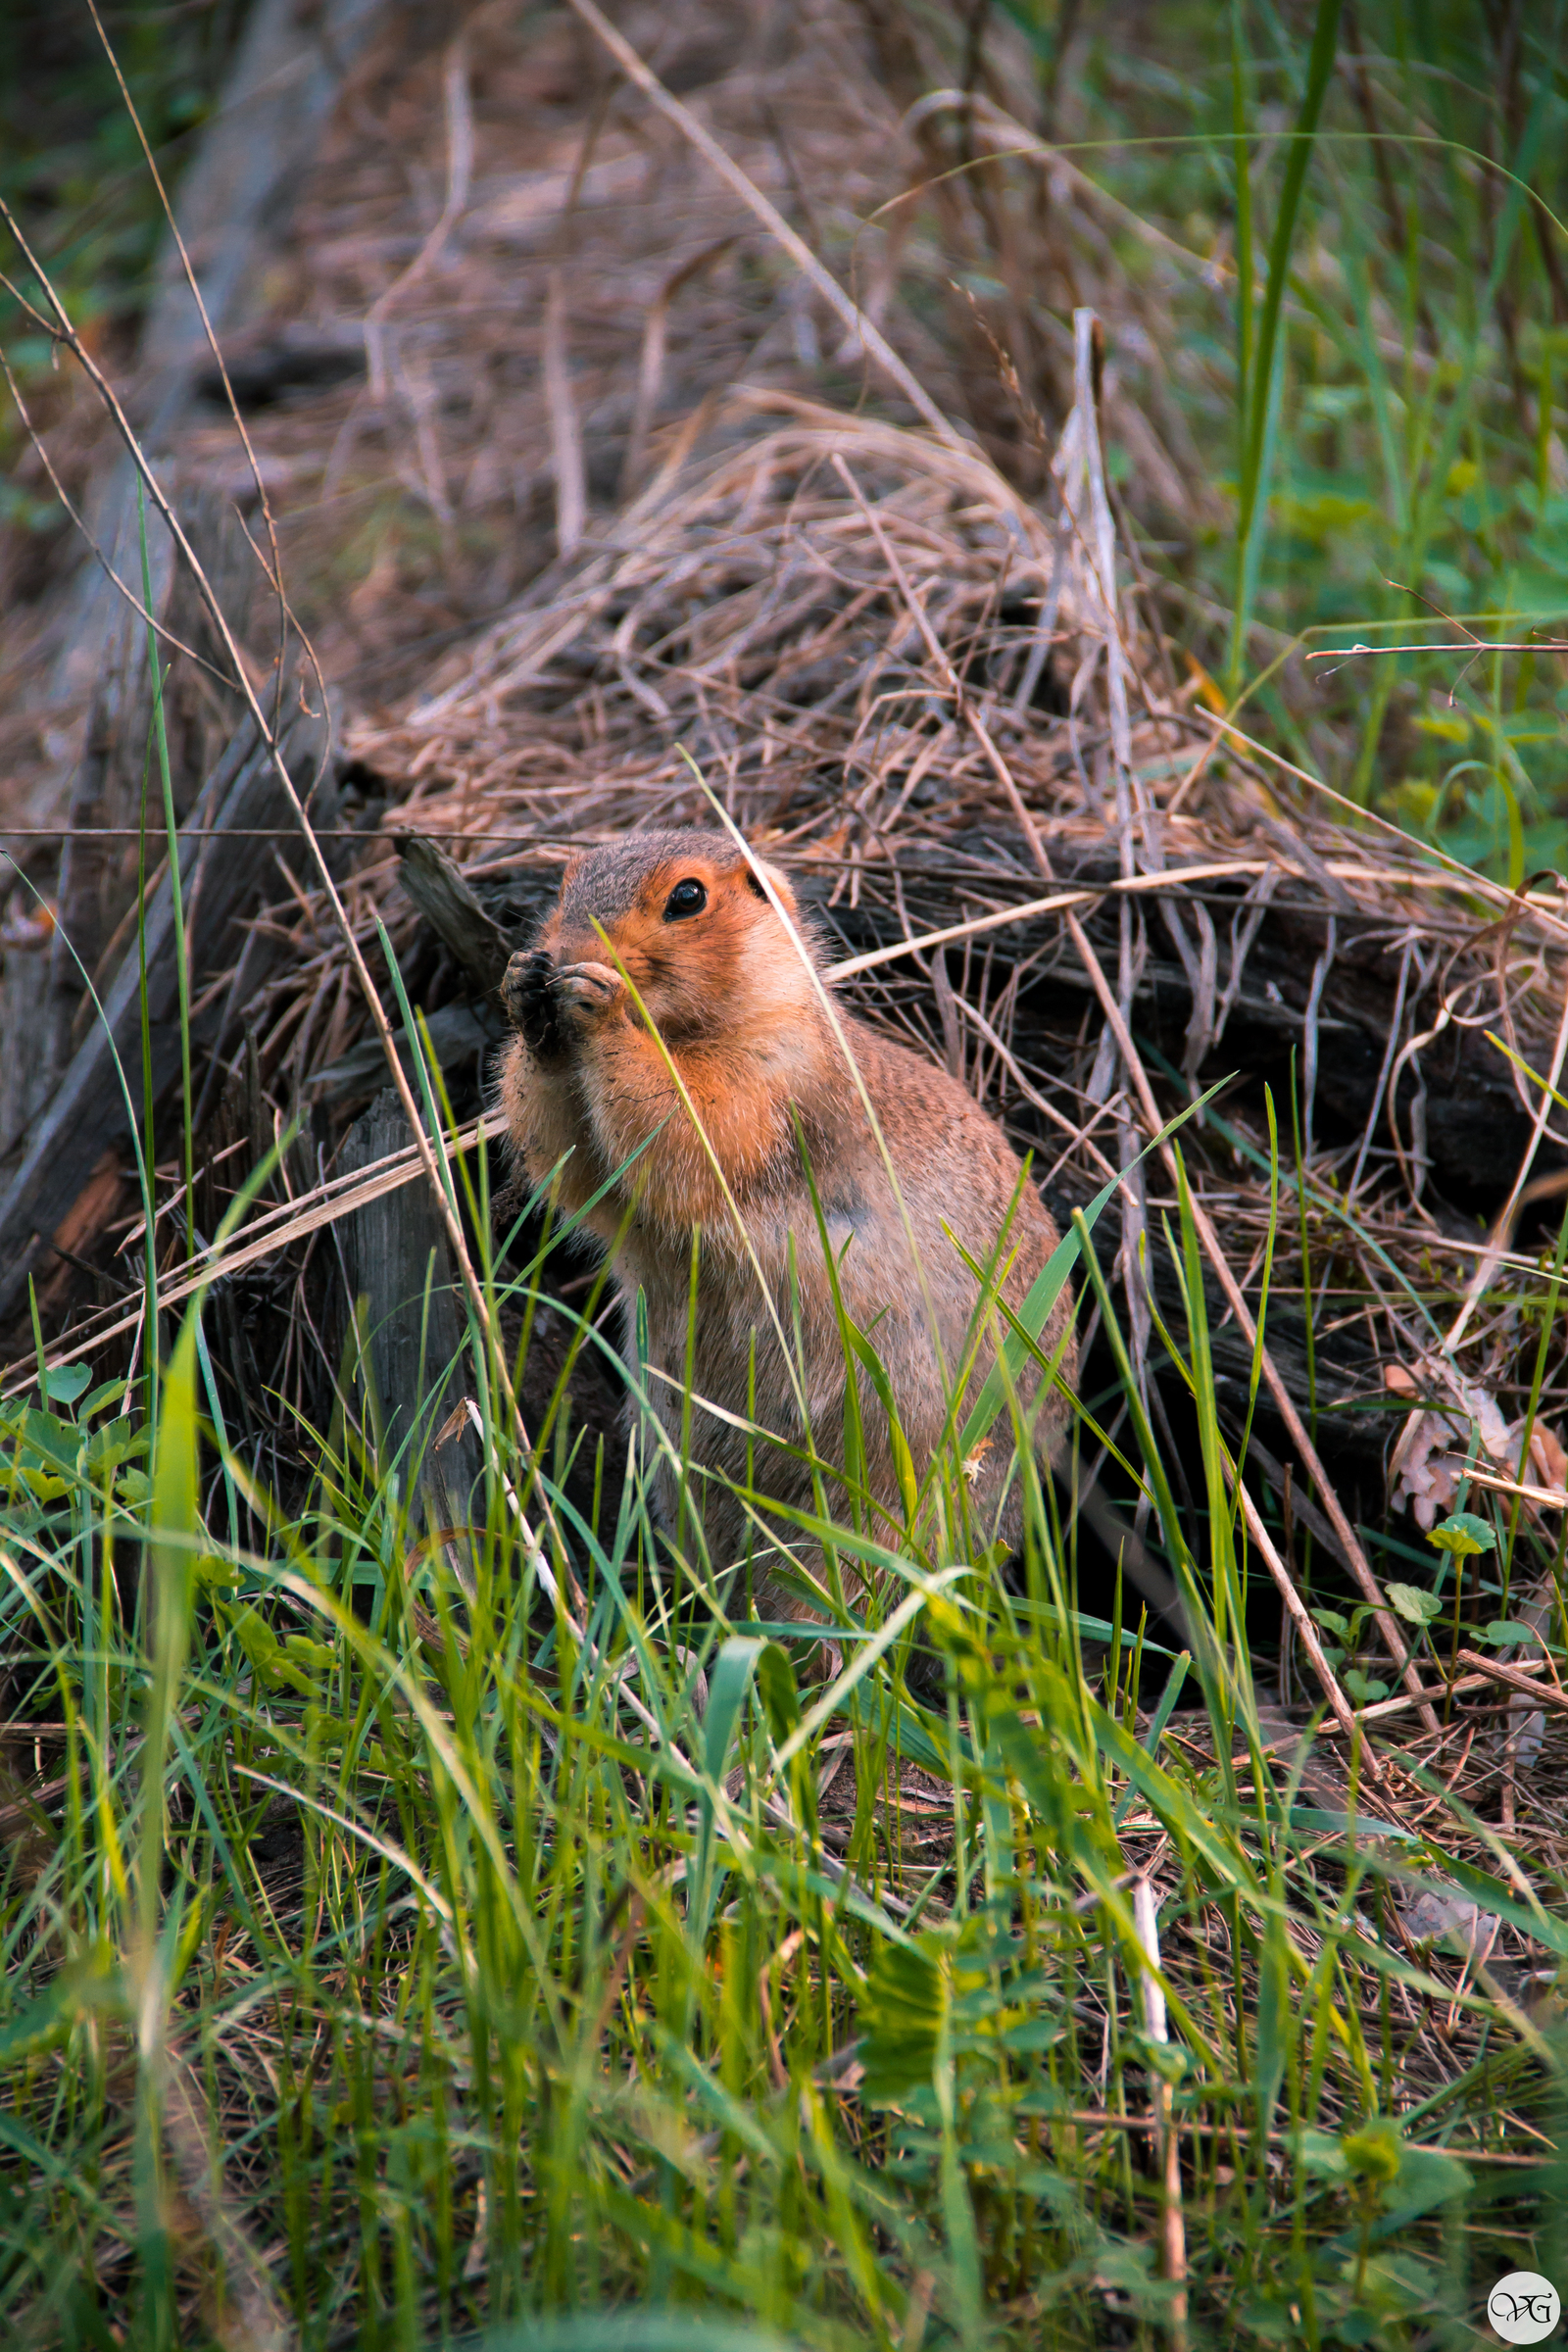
[858,1939,947,2105]
[1482,1620,1541,1647]
[39,1361,91,1407]
[1385,1582,1444,1626]
[1427,1512,1496,1557]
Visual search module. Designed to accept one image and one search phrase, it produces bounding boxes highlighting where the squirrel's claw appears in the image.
[502,949,567,1059]
[502,951,624,1060]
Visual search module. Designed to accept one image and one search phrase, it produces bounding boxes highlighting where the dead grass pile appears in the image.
[341,378,1568,1373]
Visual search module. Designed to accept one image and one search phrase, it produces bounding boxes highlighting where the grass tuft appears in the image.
[0,1102,1560,2346]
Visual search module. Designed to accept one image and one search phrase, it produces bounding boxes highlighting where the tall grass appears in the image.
[0,1067,1560,2347]
[925,1,1568,875]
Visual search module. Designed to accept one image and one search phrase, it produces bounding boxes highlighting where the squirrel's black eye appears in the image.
[663,877,708,921]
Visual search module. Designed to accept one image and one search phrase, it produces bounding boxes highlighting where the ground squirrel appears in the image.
[498,830,1077,1609]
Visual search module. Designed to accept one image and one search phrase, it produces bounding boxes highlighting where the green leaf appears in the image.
[1297,2128,1348,2180]
[1481,1620,1540,1647]
[1281,1805,1418,1844]
[39,1362,91,1407]
[754,1641,800,1747]
[86,1421,148,1476]
[858,1938,947,2105]
[704,1637,764,1787]
[19,1408,83,1475]
[842,1321,918,1526]
[1385,1582,1445,1626]
[1427,1512,1496,1557]
[1386,2143,1472,2220]
[1341,2115,1402,2187]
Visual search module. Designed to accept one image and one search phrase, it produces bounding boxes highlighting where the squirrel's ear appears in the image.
[559,853,585,891]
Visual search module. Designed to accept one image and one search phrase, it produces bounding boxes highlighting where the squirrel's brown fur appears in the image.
[498,830,1076,1602]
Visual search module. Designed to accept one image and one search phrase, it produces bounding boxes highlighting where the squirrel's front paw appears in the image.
[502,949,567,1060]
[501,952,624,1058]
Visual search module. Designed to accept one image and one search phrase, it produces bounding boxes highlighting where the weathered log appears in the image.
[394,834,515,994]
[810,852,1559,1210]
[40,486,259,1102]
[50,0,394,718]
[0,702,336,1320]
[306,1001,506,1115]
[341,1090,482,1525]
[0,920,55,1165]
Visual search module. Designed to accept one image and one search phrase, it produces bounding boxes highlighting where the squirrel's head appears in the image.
[540,830,822,1042]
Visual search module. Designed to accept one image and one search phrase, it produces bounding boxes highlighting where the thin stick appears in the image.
[0,1111,504,1396]
[1454,1647,1568,1714]
[1313,1665,1516,1728]
[1130,1878,1188,2342]
[1231,1470,1364,1747]
[823,860,1270,980]
[1185,705,1568,948]
[1463,1463,1568,1509]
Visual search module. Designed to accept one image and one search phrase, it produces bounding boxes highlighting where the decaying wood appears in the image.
[812,860,1562,1208]
[48,0,393,720]
[394,834,514,994]
[307,1001,505,1116]
[0,698,337,1320]
[341,1089,480,1523]
[1453,1648,1568,1716]
[40,486,258,1101]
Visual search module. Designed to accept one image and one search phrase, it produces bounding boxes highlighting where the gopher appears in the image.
[498,829,1076,1609]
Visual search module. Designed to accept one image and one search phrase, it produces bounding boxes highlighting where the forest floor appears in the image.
[2,5,1568,2346]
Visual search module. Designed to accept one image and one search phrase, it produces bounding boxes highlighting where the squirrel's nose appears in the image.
[554,960,621,1009]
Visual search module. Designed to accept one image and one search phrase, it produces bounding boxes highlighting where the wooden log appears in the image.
[50,0,394,718]
[341,1090,482,1528]
[44,485,258,1094]
[0,700,334,1321]
[394,834,515,994]
[0,921,56,1167]
[811,856,1562,1209]
[306,1001,505,1116]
